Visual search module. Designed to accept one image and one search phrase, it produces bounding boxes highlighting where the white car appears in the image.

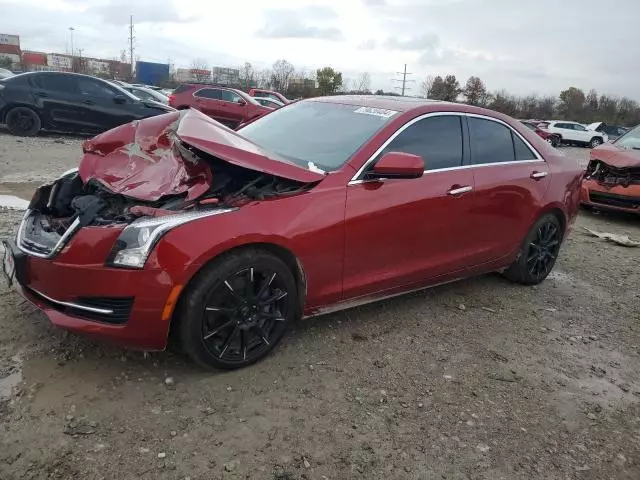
[538,120,608,148]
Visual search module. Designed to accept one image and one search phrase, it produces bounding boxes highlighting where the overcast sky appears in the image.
[2,0,640,98]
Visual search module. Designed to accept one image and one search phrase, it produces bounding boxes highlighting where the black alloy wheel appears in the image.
[6,107,41,136]
[178,249,298,369]
[503,214,562,285]
[202,267,289,364]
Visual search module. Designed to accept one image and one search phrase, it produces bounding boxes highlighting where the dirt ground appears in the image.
[1,131,639,480]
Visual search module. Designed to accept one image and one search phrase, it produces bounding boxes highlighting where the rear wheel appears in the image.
[178,249,298,369]
[589,137,603,148]
[6,107,41,136]
[503,214,562,285]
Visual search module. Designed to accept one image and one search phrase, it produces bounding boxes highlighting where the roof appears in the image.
[311,95,446,112]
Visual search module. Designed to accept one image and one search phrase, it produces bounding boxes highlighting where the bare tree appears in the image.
[239,62,255,91]
[271,59,295,92]
[191,58,210,83]
[355,72,371,93]
[256,69,272,89]
[420,75,435,98]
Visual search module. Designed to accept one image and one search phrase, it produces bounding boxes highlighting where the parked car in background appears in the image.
[586,122,629,142]
[248,88,290,104]
[520,120,561,147]
[2,97,582,369]
[169,84,272,128]
[253,97,285,109]
[0,72,174,136]
[581,124,640,214]
[120,85,169,105]
[539,120,607,148]
[0,67,15,80]
[160,88,174,97]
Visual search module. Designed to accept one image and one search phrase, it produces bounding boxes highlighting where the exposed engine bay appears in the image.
[584,159,640,189]
[29,146,315,239]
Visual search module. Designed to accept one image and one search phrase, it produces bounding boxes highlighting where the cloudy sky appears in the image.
[2,0,640,98]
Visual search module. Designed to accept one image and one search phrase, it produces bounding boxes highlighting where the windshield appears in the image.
[614,124,640,149]
[239,101,397,171]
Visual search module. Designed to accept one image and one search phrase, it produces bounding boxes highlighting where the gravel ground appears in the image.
[1,132,639,480]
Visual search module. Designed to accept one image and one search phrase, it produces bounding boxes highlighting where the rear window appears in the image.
[174,84,195,94]
[239,101,398,172]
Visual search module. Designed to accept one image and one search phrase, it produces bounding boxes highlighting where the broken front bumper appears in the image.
[580,179,640,214]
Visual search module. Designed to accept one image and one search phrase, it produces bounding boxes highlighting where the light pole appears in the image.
[69,27,75,71]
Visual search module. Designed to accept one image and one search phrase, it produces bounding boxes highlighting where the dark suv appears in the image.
[0,72,174,136]
[169,84,272,128]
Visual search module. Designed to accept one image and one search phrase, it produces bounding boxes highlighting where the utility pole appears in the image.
[392,63,415,96]
[69,27,75,71]
[128,15,135,79]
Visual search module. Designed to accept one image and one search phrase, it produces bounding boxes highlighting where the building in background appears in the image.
[46,53,73,72]
[136,61,170,86]
[0,33,21,68]
[176,68,211,83]
[288,77,316,90]
[212,66,239,86]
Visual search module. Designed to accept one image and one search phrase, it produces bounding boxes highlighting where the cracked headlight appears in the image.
[106,208,236,269]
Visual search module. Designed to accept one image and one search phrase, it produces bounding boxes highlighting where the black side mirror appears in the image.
[113,95,127,104]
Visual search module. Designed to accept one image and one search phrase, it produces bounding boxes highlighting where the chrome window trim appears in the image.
[16,210,81,259]
[348,111,543,185]
[28,287,114,315]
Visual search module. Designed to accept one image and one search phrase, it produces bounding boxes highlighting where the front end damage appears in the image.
[581,159,640,213]
[9,109,322,349]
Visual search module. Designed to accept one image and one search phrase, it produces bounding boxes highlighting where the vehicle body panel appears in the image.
[248,88,290,104]
[4,96,583,352]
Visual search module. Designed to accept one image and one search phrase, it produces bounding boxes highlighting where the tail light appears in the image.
[168,94,175,106]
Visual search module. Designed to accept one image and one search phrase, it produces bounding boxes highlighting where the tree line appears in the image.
[421,74,640,127]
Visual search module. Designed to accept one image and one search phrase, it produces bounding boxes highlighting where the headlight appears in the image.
[106,208,236,269]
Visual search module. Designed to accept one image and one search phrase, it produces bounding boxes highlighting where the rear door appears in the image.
[192,88,222,119]
[31,73,89,131]
[466,114,551,263]
[217,90,248,126]
[343,113,478,299]
[571,123,593,143]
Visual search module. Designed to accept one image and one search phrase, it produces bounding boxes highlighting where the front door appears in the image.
[343,114,479,300]
[217,90,248,127]
[76,77,137,132]
[466,115,551,262]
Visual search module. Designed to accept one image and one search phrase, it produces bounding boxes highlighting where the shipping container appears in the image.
[0,44,21,56]
[0,34,20,47]
[136,61,170,86]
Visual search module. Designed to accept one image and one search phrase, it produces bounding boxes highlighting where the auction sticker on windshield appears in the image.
[354,106,398,118]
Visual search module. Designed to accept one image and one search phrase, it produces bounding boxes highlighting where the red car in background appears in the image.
[169,84,272,128]
[248,88,290,104]
[2,97,583,370]
[521,120,561,147]
[581,124,640,214]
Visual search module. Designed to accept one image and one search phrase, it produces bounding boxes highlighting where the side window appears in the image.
[378,115,463,171]
[77,78,117,98]
[469,117,514,164]
[555,123,567,129]
[194,88,221,99]
[573,124,586,131]
[34,74,77,94]
[220,90,241,103]
[512,134,537,160]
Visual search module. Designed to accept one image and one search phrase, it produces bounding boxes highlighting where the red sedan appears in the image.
[168,84,272,128]
[2,97,583,369]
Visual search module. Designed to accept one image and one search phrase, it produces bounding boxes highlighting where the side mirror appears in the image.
[236,98,247,106]
[366,152,425,180]
[113,95,127,104]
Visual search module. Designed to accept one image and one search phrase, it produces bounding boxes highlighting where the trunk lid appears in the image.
[79,109,324,202]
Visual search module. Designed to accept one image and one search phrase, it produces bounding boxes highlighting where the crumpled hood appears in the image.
[591,143,640,168]
[79,109,324,201]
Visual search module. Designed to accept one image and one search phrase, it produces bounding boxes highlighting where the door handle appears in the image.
[530,171,548,180]
[83,99,95,105]
[35,91,48,97]
[447,185,473,195]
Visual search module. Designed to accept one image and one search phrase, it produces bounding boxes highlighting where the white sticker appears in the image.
[354,106,398,118]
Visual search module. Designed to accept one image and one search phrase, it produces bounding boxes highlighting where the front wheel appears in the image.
[6,106,41,136]
[589,137,603,148]
[178,249,299,369]
[503,214,562,285]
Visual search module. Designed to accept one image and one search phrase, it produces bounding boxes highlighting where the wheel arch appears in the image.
[538,205,567,237]
[1,103,43,124]
[167,242,307,345]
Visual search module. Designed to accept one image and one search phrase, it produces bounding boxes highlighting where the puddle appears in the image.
[0,194,29,210]
[0,355,23,400]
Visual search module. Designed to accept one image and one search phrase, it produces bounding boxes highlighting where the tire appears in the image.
[589,137,603,148]
[178,248,299,370]
[6,106,41,136]
[551,135,560,147]
[503,214,562,285]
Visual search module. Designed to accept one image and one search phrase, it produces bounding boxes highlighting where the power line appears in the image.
[128,15,135,78]
[391,63,415,96]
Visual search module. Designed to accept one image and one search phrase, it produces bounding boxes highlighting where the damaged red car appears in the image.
[1,97,583,369]
[581,124,640,213]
